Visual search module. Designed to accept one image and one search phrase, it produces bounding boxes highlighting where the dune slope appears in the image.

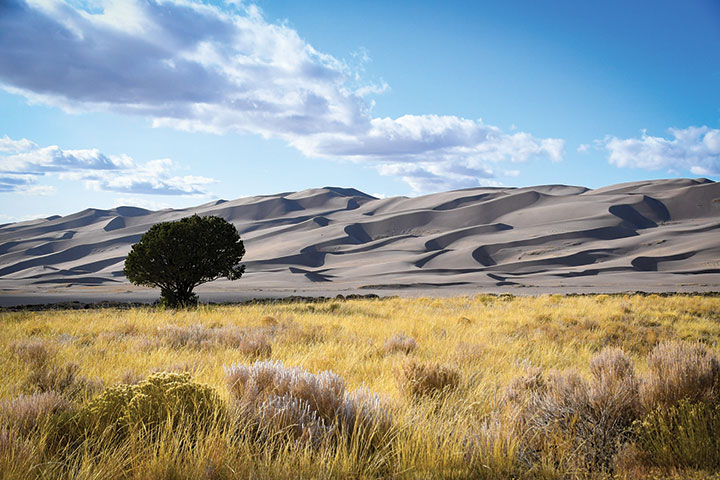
[1,179,719,295]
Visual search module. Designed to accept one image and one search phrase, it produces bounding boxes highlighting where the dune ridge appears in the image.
[1,179,719,296]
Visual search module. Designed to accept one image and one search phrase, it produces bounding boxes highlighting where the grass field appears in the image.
[2,294,720,479]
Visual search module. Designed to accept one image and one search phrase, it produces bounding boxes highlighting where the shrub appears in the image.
[26,362,80,395]
[124,215,245,307]
[79,372,223,440]
[158,324,211,348]
[588,347,641,455]
[341,386,393,439]
[158,324,272,357]
[274,319,326,345]
[383,333,417,355]
[234,329,272,358]
[225,361,392,445]
[24,362,101,400]
[255,393,331,443]
[0,391,73,436]
[501,348,641,472]
[502,367,545,406]
[10,339,56,367]
[226,360,345,421]
[214,326,272,357]
[397,360,460,398]
[641,341,720,411]
[635,400,720,469]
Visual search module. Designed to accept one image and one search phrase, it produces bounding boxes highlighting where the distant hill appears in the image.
[1,179,719,294]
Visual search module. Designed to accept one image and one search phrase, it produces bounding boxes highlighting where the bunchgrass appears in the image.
[1,293,720,478]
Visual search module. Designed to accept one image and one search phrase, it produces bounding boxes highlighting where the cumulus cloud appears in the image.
[293,115,563,192]
[0,173,45,194]
[0,0,564,192]
[377,161,500,193]
[603,126,720,176]
[0,135,215,196]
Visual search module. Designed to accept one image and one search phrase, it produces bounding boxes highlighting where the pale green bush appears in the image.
[79,372,222,440]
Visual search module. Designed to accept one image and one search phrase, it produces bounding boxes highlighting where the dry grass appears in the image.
[1,293,720,478]
[0,391,73,436]
[397,359,460,398]
[383,333,417,355]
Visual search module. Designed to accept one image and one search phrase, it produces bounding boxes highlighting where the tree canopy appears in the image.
[124,215,245,307]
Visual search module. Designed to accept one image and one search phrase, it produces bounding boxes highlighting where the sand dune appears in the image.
[1,179,719,301]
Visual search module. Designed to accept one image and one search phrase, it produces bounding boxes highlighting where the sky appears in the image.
[0,0,719,222]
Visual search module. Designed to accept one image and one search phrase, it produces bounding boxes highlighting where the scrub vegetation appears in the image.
[1,294,720,479]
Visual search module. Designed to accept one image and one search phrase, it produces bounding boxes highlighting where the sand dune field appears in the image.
[1,178,719,305]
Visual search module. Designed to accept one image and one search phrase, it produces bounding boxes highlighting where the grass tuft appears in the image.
[397,359,460,398]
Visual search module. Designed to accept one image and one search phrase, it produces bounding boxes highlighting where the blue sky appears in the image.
[1,0,719,221]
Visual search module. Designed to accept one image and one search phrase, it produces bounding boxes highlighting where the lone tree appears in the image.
[124,215,245,307]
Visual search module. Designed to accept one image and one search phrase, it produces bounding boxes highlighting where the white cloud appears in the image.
[1,143,132,173]
[577,143,590,153]
[0,173,45,194]
[0,135,215,196]
[603,126,720,175]
[0,135,36,153]
[377,161,500,193]
[0,0,565,192]
[295,115,563,192]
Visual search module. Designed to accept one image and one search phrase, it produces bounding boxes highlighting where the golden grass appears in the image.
[1,293,720,479]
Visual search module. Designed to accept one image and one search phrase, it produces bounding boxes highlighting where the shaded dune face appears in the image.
[1,179,719,289]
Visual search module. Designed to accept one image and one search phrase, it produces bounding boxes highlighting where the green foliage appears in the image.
[79,372,223,440]
[635,400,720,469]
[123,215,245,307]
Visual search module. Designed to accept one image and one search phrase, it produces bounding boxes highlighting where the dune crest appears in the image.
[1,179,719,295]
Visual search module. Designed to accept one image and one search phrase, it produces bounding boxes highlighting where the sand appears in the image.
[1,178,719,306]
